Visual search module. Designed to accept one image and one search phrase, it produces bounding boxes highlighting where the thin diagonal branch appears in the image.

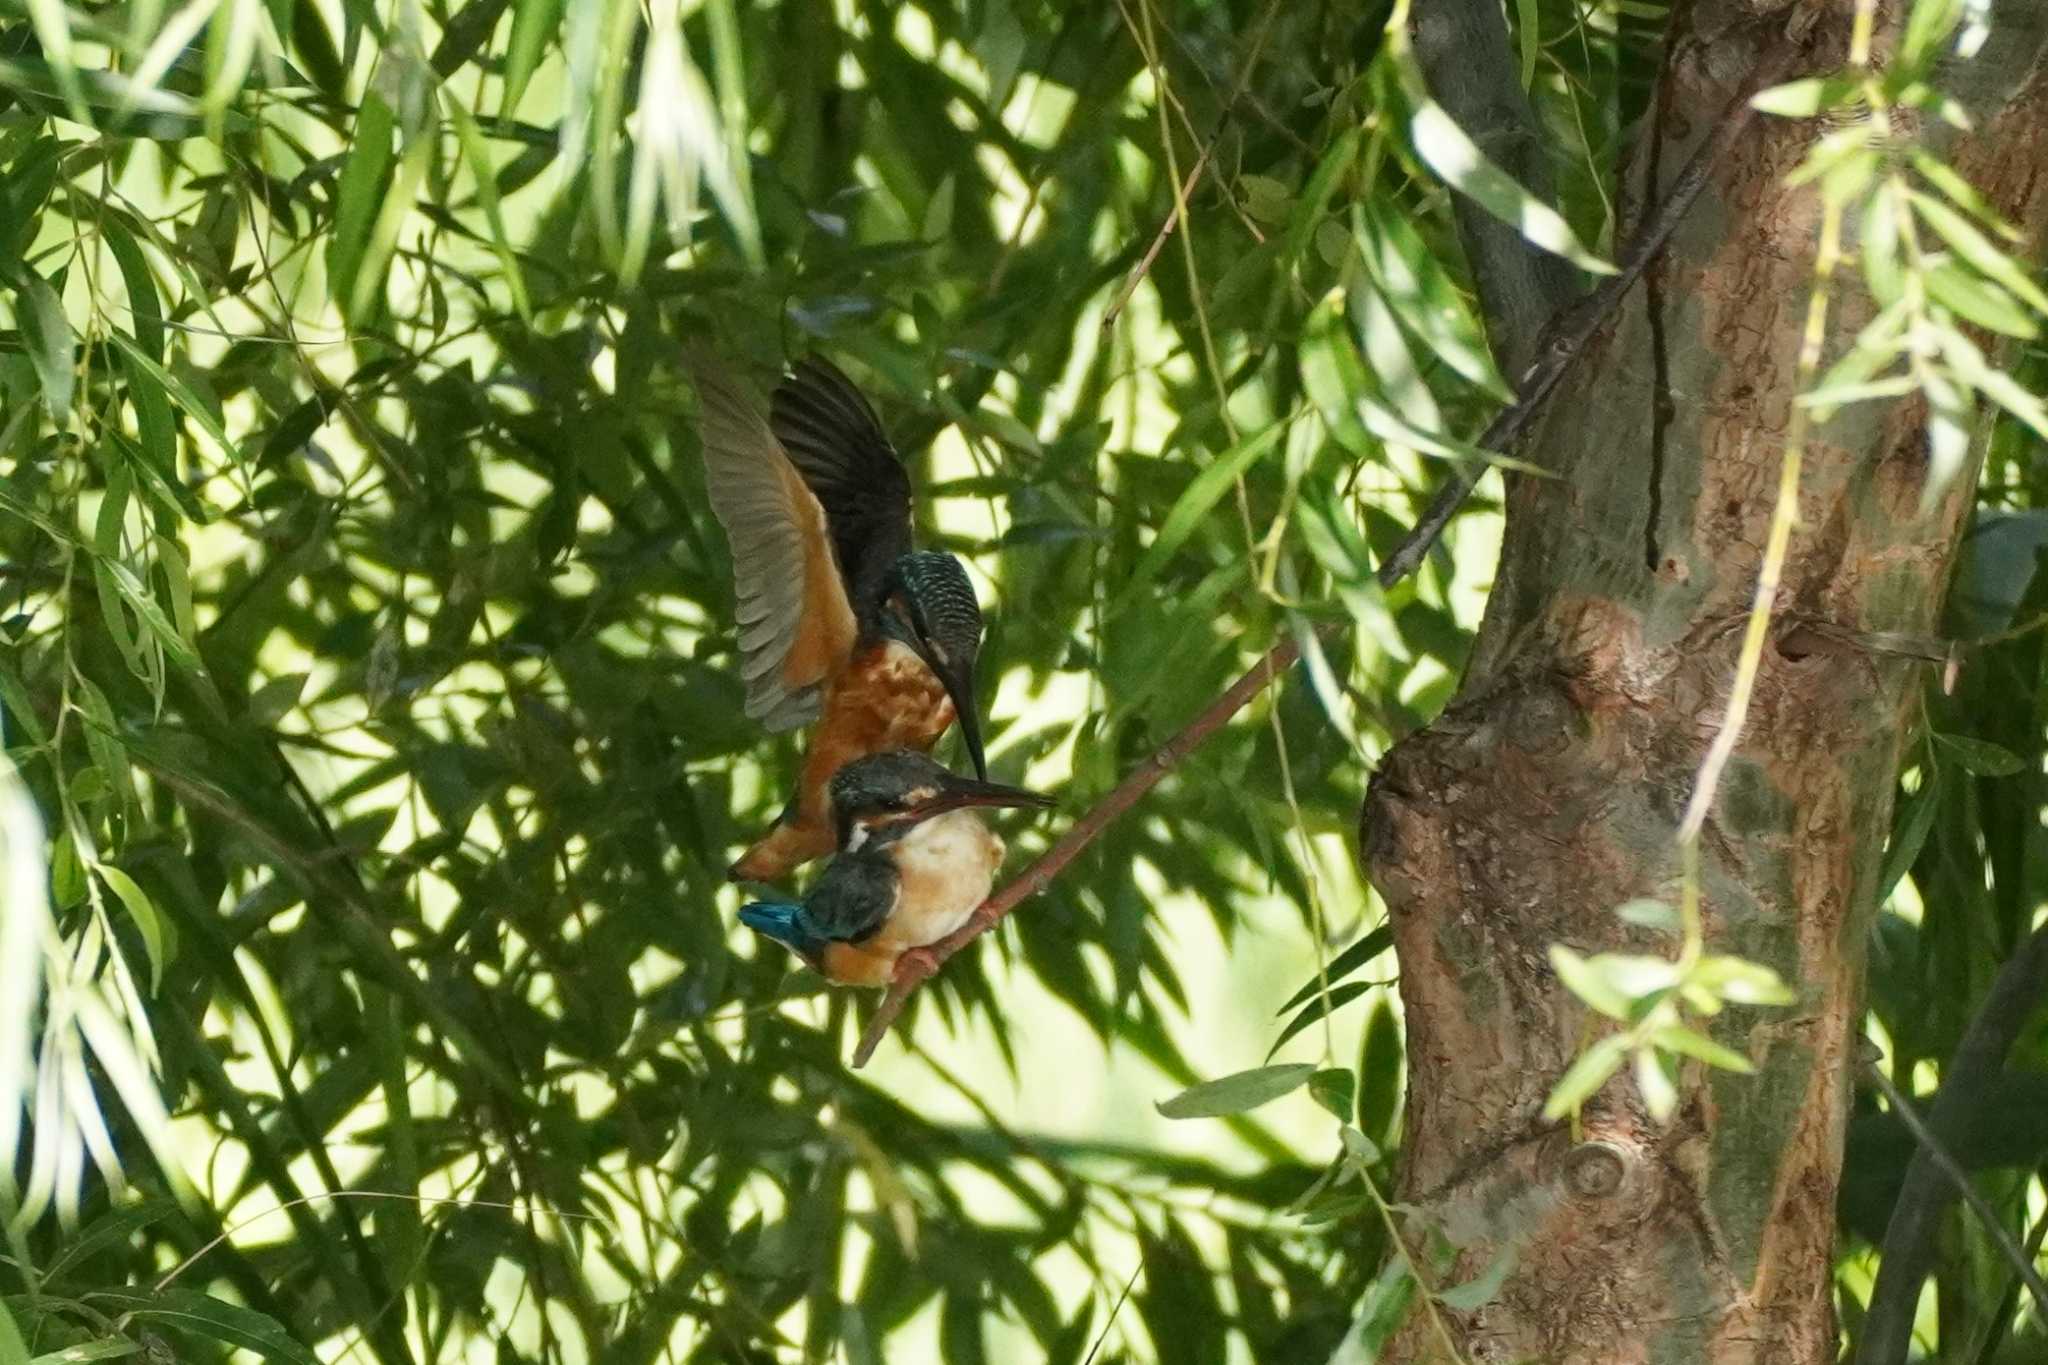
[850,21,1797,1071]
[1858,921,2048,1365]
[1861,1057,2048,1328]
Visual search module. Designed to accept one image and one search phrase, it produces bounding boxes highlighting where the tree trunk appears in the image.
[1360,3,2048,1360]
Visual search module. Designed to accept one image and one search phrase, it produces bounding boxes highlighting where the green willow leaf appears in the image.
[1634,1047,1677,1122]
[1878,775,1941,902]
[1936,325,2048,439]
[1327,1256,1416,1364]
[1285,127,1360,271]
[89,1293,317,1365]
[1301,288,1377,458]
[446,91,531,319]
[327,90,396,309]
[1933,732,2025,776]
[1543,1034,1629,1119]
[30,1340,143,1365]
[1278,926,1394,1016]
[1651,1025,1754,1074]
[0,1297,26,1365]
[347,130,435,321]
[502,0,567,114]
[1390,39,1613,277]
[1924,260,2037,338]
[1513,0,1537,89]
[1910,187,2048,313]
[1355,397,1555,476]
[1270,983,1373,1060]
[104,332,246,474]
[1111,423,1286,611]
[94,864,168,992]
[94,558,201,674]
[1158,1064,1316,1119]
[1436,1244,1518,1312]
[1354,203,1510,397]
[1751,74,1862,118]
[14,267,74,421]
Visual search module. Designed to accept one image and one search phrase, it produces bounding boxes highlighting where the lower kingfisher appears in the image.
[687,353,991,884]
[739,751,1053,986]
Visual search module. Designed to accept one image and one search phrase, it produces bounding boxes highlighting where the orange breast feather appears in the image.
[729,641,959,883]
[791,641,957,828]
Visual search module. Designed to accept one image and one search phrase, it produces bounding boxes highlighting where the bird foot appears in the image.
[896,947,942,983]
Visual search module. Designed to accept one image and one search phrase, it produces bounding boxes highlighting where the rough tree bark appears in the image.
[1361,2,2048,1361]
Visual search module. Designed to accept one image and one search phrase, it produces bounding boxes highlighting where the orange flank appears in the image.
[729,639,957,882]
[819,940,900,987]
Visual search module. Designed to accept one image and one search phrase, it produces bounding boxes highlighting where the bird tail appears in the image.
[739,902,823,956]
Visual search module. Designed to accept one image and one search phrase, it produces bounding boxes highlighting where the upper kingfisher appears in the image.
[688,352,991,884]
[738,750,1053,986]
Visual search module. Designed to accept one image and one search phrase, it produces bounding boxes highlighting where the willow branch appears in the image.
[851,30,1794,1069]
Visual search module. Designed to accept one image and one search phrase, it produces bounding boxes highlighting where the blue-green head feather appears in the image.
[740,902,826,965]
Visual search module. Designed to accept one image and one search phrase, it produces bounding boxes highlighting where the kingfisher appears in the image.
[739,750,1053,986]
[688,353,992,884]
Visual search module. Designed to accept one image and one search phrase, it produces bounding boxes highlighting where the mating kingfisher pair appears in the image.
[688,352,1052,985]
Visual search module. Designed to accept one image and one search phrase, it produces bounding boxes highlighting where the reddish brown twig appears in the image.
[851,631,1306,1065]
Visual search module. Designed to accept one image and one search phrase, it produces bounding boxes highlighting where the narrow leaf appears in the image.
[1542,1034,1628,1118]
[0,1297,26,1365]
[1356,398,1555,476]
[15,268,74,421]
[104,333,245,473]
[446,94,531,318]
[1549,945,1631,1020]
[1113,424,1286,610]
[1280,927,1395,1016]
[1910,188,2048,313]
[1924,261,2037,339]
[90,1292,317,1365]
[1651,1025,1755,1073]
[1436,1244,1518,1311]
[1634,1046,1677,1122]
[1158,1063,1316,1119]
[94,865,167,992]
[31,1341,143,1365]
[1403,95,1612,275]
[1933,732,2025,776]
[327,91,396,309]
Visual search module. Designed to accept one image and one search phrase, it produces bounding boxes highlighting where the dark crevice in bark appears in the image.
[1642,2,1686,572]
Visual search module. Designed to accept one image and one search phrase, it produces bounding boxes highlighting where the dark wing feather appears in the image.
[803,847,901,944]
[770,356,915,612]
[687,354,858,732]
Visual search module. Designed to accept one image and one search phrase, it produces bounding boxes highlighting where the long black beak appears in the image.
[916,774,1055,817]
[935,657,989,782]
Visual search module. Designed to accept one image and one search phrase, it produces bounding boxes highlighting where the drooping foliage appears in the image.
[0,0,2043,1361]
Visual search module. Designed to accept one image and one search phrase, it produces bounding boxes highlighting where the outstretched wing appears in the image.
[688,354,859,732]
[804,846,901,944]
[770,356,915,612]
